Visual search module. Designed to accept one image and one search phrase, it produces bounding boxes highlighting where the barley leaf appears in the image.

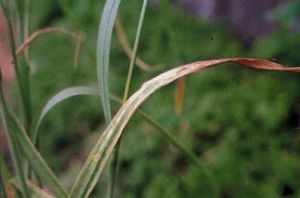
[70,58,300,198]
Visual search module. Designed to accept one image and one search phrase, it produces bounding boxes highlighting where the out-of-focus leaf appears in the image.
[70,58,300,198]
[13,27,83,68]
[115,16,155,71]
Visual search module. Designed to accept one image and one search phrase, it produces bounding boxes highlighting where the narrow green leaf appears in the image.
[137,110,216,193]
[97,0,121,124]
[70,58,300,198]
[32,87,98,144]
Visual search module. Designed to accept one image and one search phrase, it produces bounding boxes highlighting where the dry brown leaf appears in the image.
[175,77,185,115]
[11,27,83,68]
[115,16,157,71]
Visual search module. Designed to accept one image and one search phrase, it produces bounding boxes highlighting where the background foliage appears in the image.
[3,0,300,197]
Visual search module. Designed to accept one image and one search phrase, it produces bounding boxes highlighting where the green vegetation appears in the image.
[1,0,300,197]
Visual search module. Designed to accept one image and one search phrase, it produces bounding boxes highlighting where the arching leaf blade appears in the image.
[33,86,98,144]
[97,0,121,124]
[70,58,300,198]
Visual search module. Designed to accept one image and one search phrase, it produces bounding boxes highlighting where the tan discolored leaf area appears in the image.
[175,77,185,115]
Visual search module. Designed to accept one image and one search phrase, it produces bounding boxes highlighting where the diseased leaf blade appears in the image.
[71,58,300,198]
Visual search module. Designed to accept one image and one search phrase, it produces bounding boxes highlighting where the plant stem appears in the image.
[137,111,217,196]
[122,0,148,102]
[108,1,148,197]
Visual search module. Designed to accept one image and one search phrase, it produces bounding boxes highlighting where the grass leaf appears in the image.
[97,0,121,124]
[31,84,210,194]
[70,58,300,197]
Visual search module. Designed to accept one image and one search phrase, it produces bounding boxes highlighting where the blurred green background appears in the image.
[8,0,300,197]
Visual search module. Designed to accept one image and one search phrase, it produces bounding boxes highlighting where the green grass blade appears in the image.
[32,86,98,144]
[123,0,148,101]
[70,58,300,198]
[10,178,55,198]
[96,0,121,124]
[0,90,67,197]
[137,110,216,187]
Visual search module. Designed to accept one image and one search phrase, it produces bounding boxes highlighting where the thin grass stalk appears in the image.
[0,89,31,198]
[14,0,24,43]
[109,1,148,197]
[137,111,217,195]
[24,0,30,58]
[123,0,148,102]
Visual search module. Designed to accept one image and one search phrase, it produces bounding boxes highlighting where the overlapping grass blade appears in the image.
[32,87,98,144]
[0,89,67,197]
[0,89,31,198]
[70,58,300,198]
[10,178,55,198]
[97,0,121,124]
[32,85,208,191]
